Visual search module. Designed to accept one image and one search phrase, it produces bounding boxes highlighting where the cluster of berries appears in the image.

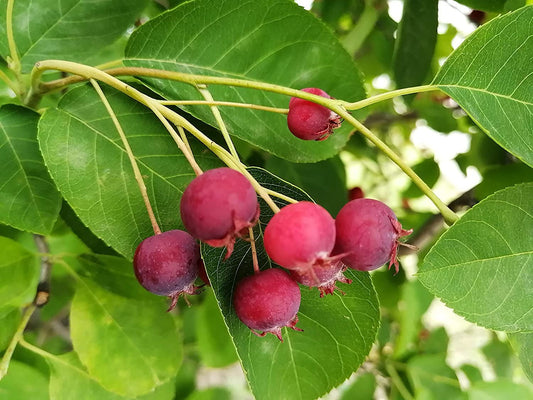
[133,88,412,340]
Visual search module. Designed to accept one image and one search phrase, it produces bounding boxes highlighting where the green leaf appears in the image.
[196,290,239,368]
[433,6,533,167]
[509,332,533,383]
[406,354,465,400]
[393,0,438,90]
[467,380,533,400]
[38,84,221,259]
[453,0,510,12]
[124,0,366,163]
[70,266,182,397]
[393,279,434,359]
[184,388,232,400]
[0,0,147,73]
[264,155,347,216]
[0,307,20,351]
[339,372,376,400]
[460,364,484,385]
[0,236,39,308]
[418,183,533,332]
[47,351,175,400]
[475,163,533,200]
[403,158,440,199]
[0,360,49,400]
[481,336,514,378]
[201,167,380,400]
[0,105,61,234]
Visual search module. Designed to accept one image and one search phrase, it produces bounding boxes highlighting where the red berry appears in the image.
[334,199,412,273]
[263,201,336,271]
[133,230,201,310]
[180,168,259,258]
[233,268,302,341]
[290,261,352,297]
[287,88,341,141]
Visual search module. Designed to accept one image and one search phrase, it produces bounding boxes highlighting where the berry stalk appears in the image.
[0,305,36,380]
[158,99,288,114]
[90,79,162,235]
[197,85,240,162]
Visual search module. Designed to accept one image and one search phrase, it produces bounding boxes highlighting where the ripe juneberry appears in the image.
[334,198,413,273]
[263,201,337,271]
[290,261,352,297]
[133,230,201,310]
[233,268,302,341]
[287,88,341,141]
[180,168,259,258]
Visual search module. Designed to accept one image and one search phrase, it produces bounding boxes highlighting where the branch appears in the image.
[33,234,52,307]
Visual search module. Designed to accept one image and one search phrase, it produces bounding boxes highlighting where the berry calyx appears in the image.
[263,201,336,271]
[133,230,201,310]
[334,199,413,273]
[290,261,352,297]
[233,268,302,341]
[180,168,259,259]
[287,88,341,141]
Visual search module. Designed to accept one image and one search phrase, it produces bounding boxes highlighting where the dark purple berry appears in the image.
[233,268,302,341]
[133,230,200,310]
[180,168,259,258]
[334,199,412,273]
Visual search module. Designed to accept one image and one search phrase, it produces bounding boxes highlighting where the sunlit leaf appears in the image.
[419,183,533,331]
[125,0,366,163]
[434,6,533,167]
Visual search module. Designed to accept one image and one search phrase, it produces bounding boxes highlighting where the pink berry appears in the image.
[133,230,200,310]
[233,268,302,341]
[287,88,341,141]
[334,199,413,273]
[290,261,352,297]
[180,168,259,258]
[263,201,336,271]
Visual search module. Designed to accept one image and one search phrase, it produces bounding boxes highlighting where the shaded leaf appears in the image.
[201,167,380,400]
[467,380,533,400]
[433,7,533,167]
[125,0,366,163]
[0,0,147,73]
[419,183,533,332]
[475,163,533,200]
[38,84,221,259]
[70,267,182,397]
[393,0,438,90]
[403,158,440,199]
[509,332,533,383]
[264,155,347,216]
[481,336,514,378]
[196,290,239,368]
[407,354,465,400]
[393,279,434,359]
[0,105,61,234]
[0,236,39,308]
[339,372,376,400]
[0,307,20,351]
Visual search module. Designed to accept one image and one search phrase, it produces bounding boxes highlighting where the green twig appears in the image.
[197,85,240,162]
[159,99,288,114]
[0,69,18,93]
[6,0,20,74]
[0,305,36,380]
[345,85,436,110]
[385,362,415,400]
[90,79,162,235]
[31,61,281,213]
[332,107,459,225]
